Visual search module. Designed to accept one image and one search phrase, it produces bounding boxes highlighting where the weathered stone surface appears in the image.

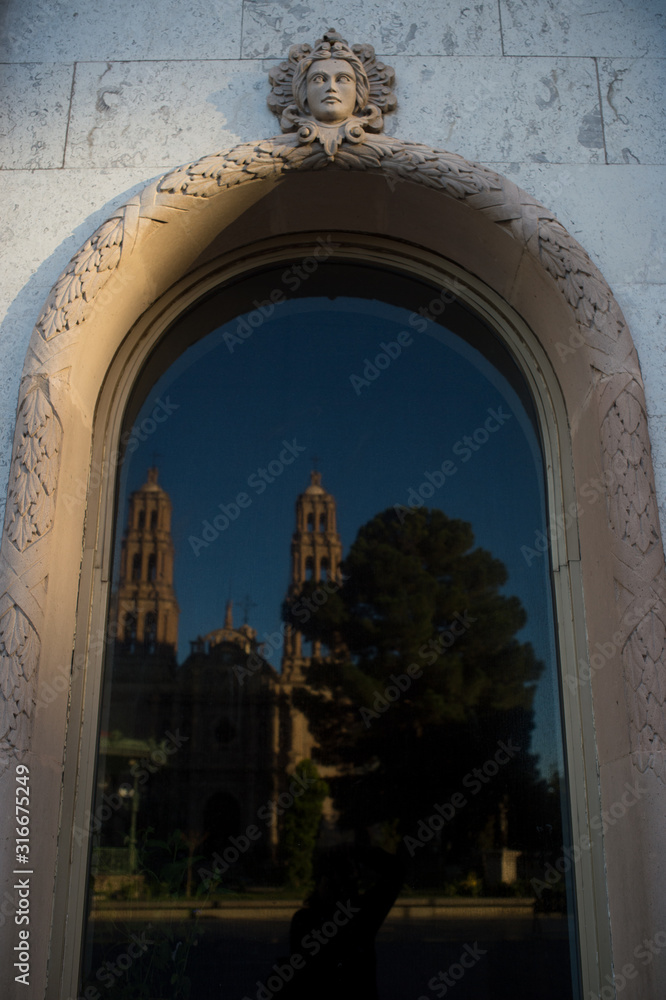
[387,56,603,162]
[614,283,666,535]
[599,58,666,166]
[649,414,666,533]
[64,60,274,168]
[0,0,243,61]
[500,0,666,57]
[615,284,666,417]
[0,63,73,169]
[493,163,666,287]
[241,0,501,58]
[0,167,155,527]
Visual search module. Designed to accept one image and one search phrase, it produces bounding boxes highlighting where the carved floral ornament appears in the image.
[0,32,665,784]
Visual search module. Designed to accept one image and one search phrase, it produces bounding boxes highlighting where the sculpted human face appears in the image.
[306,58,357,123]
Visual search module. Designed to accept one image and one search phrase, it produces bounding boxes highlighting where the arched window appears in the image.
[123,611,137,654]
[144,611,157,653]
[131,552,141,581]
[147,552,157,582]
[138,510,145,530]
[150,509,158,530]
[76,262,589,999]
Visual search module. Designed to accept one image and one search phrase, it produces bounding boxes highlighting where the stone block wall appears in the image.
[1,0,664,531]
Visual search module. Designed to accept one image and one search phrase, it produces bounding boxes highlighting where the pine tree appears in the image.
[283,507,548,864]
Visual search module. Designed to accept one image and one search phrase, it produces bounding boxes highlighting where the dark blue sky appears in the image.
[114,295,563,776]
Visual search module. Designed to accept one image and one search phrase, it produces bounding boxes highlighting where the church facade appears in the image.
[97,468,342,884]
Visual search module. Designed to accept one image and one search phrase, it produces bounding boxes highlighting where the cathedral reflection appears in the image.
[85,466,576,1000]
[93,468,345,896]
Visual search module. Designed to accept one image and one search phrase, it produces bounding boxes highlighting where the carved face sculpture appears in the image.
[306,58,358,123]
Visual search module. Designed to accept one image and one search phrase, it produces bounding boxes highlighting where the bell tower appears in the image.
[282,470,343,679]
[280,470,343,786]
[115,467,179,654]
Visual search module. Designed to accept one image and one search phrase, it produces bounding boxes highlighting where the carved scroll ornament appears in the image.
[0,31,664,781]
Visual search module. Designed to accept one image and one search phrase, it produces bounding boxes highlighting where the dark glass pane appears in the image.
[80,264,581,1000]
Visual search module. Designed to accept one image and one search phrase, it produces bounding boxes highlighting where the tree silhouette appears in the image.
[283,507,550,880]
[282,759,329,889]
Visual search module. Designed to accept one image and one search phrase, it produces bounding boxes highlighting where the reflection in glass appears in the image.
[80,270,581,999]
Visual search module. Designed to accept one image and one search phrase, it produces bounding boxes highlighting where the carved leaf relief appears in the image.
[7,382,62,553]
[626,610,666,783]
[603,393,660,558]
[0,604,38,752]
[36,213,125,343]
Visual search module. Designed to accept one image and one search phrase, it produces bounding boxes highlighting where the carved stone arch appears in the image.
[1,137,665,997]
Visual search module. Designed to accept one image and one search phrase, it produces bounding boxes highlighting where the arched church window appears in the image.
[124,611,137,654]
[147,552,157,582]
[144,611,157,653]
[138,510,145,530]
[78,261,584,999]
[131,552,141,581]
[150,509,158,530]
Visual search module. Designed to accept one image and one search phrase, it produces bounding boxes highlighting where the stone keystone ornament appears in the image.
[268,28,397,159]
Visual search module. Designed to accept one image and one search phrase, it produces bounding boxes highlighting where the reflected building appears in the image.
[176,601,283,868]
[97,468,340,879]
[282,470,343,765]
[115,466,179,655]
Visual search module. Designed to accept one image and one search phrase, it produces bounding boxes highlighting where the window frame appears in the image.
[51,237,612,999]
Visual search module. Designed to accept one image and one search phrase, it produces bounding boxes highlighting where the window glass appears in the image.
[80,264,581,999]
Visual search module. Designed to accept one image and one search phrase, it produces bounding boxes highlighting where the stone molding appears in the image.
[0,129,665,791]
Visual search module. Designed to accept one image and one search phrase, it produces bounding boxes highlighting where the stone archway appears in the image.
[0,135,664,998]
[2,138,663,777]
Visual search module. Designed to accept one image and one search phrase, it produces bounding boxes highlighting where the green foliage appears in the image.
[281,759,329,890]
[283,507,546,853]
